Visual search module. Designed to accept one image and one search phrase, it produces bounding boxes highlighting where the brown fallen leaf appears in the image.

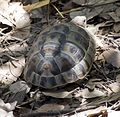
[0,0,30,28]
[108,82,120,93]
[35,103,65,112]
[42,90,73,98]
[10,81,30,93]
[116,74,120,83]
[23,0,56,11]
[102,49,120,68]
[113,23,120,33]
[80,88,105,99]
[72,0,86,5]
[0,56,25,84]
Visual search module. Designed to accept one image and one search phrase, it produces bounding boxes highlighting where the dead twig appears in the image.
[87,109,108,117]
[51,4,64,18]
[23,0,57,11]
[100,35,120,49]
[16,98,36,109]
[0,53,18,61]
[93,62,108,80]
[108,35,120,39]
[0,31,24,42]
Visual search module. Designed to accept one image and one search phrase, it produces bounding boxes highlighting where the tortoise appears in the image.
[24,22,96,89]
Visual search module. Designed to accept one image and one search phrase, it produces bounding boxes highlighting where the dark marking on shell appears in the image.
[59,53,76,72]
[55,74,67,85]
[53,24,70,33]
[40,77,47,87]
[47,77,57,87]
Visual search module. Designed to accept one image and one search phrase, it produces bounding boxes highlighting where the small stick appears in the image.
[108,35,120,39]
[51,4,65,18]
[23,0,57,11]
[16,98,36,108]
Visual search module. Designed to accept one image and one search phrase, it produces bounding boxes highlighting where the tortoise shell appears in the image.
[24,22,96,89]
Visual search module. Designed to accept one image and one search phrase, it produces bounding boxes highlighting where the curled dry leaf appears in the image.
[113,23,120,33]
[116,74,120,83]
[11,26,30,40]
[42,89,77,98]
[108,82,120,93]
[102,49,120,68]
[71,16,87,27]
[1,43,28,57]
[108,12,120,23]
[0,99,17,117]
[80,88,105,99]
[42,90,73,98]
[0,56,25,85]
[0,0,30,28]
[9,81,30,94]
[8,90,27,105]
[108,7,120,23]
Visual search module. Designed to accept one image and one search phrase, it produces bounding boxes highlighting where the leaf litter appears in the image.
[0,0,120,117]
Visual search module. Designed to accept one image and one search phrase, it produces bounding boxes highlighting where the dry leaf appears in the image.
[0,0,30,28]
[115,7,120,18]
[71,16,86,27]
[23,0,50,11]
[0,99,17,117]
[0,56,25,84]
[0,43,28,54]
[108,82,120,93]
[108,12,120,22]
[61,0,74,11]
[70,106,107,117]
[103,49,120,68]
[8,90,26,105]
[42,88,79,98]
[108,7,120,24]
[116,74,120,83]
[70,8,101,20]
[113,23,120,32]
[10,81,30,93]
[81,88,105,98]
[72,0,87,5]
[35,103,65,112]
[42,90,73,98]
[11,26,30,40]
[70,0,118,20]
